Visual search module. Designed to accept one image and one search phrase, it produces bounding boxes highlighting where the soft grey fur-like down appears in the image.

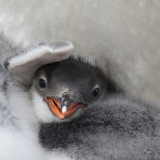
[38,59,160,160]
[40,95,160,160]
[0,65,45,160]
[0,43,74,160]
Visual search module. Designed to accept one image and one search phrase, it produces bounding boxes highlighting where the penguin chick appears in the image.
[30,58,111,123]
[38,60,160,160]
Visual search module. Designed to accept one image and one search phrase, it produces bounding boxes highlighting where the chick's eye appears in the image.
[39,78,47,89]
[91,88,99,97]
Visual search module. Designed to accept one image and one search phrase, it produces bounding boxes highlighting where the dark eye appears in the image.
[91,88,99,97]
[38,78,47,89]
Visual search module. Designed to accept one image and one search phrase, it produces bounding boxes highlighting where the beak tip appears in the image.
[58,114,66,120]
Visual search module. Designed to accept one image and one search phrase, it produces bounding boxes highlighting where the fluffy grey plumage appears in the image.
[39,59,160,160]
[0,42,74,160]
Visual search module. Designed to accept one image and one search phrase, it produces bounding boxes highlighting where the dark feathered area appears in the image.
[39,94,160,160]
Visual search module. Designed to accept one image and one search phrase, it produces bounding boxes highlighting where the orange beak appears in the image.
[44,97,85,120]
